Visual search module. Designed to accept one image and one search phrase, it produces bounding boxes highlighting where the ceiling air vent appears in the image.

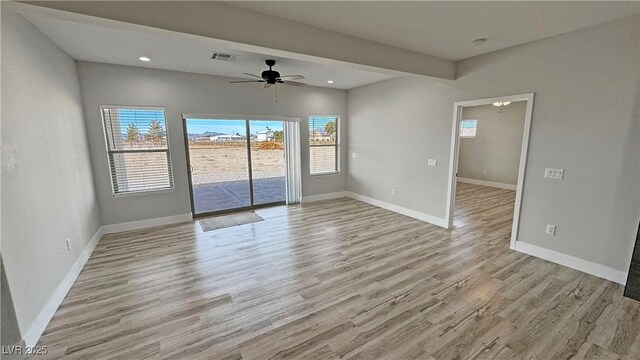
[211,52,237,61]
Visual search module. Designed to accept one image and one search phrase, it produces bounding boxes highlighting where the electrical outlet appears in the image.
[65,238,71,251]
[483,170,487,176]
[544,168,564,180]
[546,224,556,236]
[392,189,397,196]
[427,159,437,167]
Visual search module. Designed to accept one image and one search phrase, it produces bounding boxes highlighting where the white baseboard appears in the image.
[514,241,627,285]
[301,191,349,203]
[300,190,447,228]
[102,213,193,234]
[345,192,448,228]
[22,226,104,347]
[457,177,517,191]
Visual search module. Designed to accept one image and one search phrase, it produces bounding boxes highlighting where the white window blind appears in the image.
[101,106,174,195]
[309,115,339,174]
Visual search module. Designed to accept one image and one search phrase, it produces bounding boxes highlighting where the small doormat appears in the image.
[199,211,265,232]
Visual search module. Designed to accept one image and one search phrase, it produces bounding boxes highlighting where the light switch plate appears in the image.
[351,152,357,158]
[427,159,437,167]
[544,168,564,179]
[546,224,556,235]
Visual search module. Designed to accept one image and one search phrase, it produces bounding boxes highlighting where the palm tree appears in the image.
[324,120,336,140]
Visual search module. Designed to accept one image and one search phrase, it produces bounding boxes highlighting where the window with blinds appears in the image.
[101,106,174,195]
[309,115,339,175]
[460,119,478,138]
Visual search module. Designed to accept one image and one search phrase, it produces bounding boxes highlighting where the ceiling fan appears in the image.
[229,59,306,88]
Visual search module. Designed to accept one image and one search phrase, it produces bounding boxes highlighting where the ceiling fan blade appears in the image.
[279,75,305,80]
[282,80,307,87]
[264,83,273,88]
[243,73,264,79]
[229,80,264,84]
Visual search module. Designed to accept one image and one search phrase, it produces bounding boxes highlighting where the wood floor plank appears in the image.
[37,183,640,359]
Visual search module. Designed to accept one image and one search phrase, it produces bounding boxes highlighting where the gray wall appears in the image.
[347,77,468,217]
[347,15,639,272]
[1,256,22,347]
[458,101,526,185]
[76,62,347,225]
[1,11,101,335]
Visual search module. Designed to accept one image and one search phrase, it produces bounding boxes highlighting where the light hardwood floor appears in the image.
[38,183,640,359]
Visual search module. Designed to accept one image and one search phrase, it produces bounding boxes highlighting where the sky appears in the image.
[114,110,284,136]
[185,119,284,135]
[461,119,477,128]
[116,110,333,136]
[116,109,166,134]
[309,116,337,132]
[115,109,334,137]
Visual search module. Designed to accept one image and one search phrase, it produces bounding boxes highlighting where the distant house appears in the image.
[309,130,323,138]
[308,130,331,142]
[211,134,246,142]
[256,130,274,142]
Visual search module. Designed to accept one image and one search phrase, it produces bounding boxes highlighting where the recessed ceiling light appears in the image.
[472,38,488,45]
[327,80,335,84]
[138,56,151,62]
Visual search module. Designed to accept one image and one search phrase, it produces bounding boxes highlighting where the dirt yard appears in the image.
[118,141,335,190]
[188,144,285,184]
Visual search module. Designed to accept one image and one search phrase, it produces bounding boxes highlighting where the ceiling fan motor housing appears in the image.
[261,69,281,84]
[262,59,280,84]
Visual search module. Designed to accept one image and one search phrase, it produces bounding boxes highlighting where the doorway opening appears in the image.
[182,116,300,217]
[445,93,534,249]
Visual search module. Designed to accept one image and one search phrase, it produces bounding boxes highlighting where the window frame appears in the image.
[100,105,175,197]
[460,119,478,138]
[308,114,340,176]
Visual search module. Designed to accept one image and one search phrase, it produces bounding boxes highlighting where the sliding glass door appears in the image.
[183,118,286,216]
[249,121,286,206]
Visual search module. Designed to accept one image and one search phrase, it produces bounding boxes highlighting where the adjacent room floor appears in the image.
[38,183,640,359]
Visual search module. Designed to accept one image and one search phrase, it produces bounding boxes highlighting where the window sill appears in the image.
[113,187,175,198]
[310,171,340,177]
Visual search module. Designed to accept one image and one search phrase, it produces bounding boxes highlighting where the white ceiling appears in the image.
[24,14,394,90]
[228,1,639,61]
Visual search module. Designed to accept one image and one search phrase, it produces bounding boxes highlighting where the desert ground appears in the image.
[118,141,336,193]
[188,142,336,184]
[188,143,285,185]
